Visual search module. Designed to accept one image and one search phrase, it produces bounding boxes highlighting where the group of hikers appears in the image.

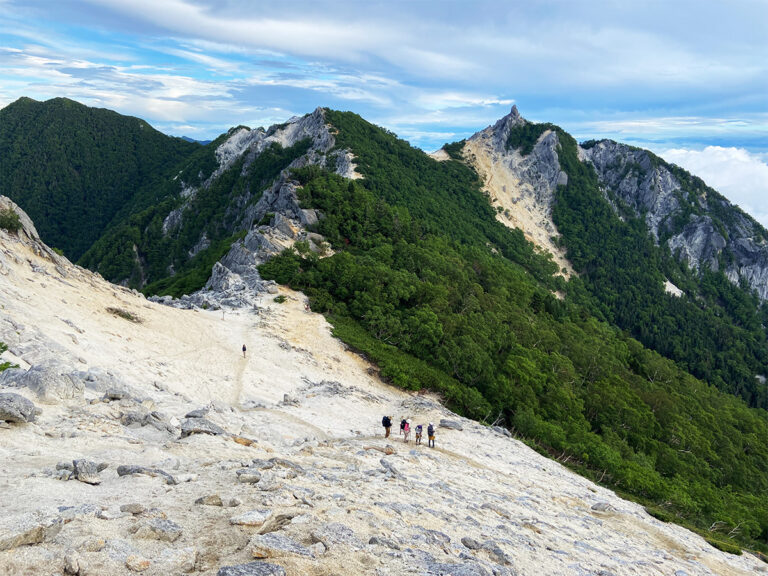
[381,416,435,447]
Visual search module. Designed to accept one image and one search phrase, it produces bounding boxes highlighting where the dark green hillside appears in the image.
[260,111,768,553]
[0,97,198,259]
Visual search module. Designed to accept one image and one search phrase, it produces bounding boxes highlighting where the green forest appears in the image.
[0,97,198,259]
[259,111,768,554]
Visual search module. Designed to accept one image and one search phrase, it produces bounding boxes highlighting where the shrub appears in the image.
[273,295,287,303]
[705,537,742,556]
[0,208,21,233]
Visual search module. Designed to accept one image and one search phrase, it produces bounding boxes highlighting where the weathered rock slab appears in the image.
[217,562,286,576]
[439,418,464,431]
[230,509,272,527]
[180,417,225,437]
[0,511,64,551]
[249,532,313,558]
[0,392,37,422]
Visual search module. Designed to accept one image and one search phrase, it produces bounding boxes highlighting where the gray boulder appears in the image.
[461,536,482,550]
[3,366,83,403]
[180,417,225,438]
[249,532,313,558]
[130,518,182,542]
[0,392,37,423]
[439,419,463,431]
[217,562,286,576]
[72,459,101,485]
[117,465,177,485]
[0,511,64,551]
[311,522,363,550]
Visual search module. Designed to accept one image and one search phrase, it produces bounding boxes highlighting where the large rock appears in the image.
[117,465,177,485]
[310,522,363,550]
[180,417,226,438]
[439,419,464,431]
[3,365,84,403]
[217,562,286,576]
[72,459,101,485]
[0,392,37,422]
[230,509,272,527]
[0,511,64,551]
[249,532,313,558]
[130,518,183,542]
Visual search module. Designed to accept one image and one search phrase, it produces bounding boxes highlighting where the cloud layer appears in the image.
[659,146,768,227]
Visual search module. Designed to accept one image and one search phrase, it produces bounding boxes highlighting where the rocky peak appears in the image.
[478,104,527,153]
[463,109,573,276]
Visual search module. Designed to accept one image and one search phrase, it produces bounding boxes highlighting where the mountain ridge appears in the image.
[3,99,768,554]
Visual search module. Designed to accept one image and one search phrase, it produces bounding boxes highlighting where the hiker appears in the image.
[427,422,435,448]
[382,415,392,438]
[400,418,407,436]
[415,423,423,445]
[242,344,247,358]
[403,420,411,443]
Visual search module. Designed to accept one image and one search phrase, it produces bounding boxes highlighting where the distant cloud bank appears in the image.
[659,146,768,227]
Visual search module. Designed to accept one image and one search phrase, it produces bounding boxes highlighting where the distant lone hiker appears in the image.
[242,344,247,358]
[427,422,435,448]
[382,415,392,438]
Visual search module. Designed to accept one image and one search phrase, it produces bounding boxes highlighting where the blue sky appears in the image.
[1,0,767,222]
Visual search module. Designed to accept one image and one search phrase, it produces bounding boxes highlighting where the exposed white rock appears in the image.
[464,106,573,277]
[664,280,684,297]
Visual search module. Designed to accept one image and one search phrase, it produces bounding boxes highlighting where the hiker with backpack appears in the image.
[403,420,411,443]
[427,422,435,448]
[400,418,407,436]
[382,415,392,438]
[415,423,423,445]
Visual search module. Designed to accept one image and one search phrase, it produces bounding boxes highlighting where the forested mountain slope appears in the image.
[0,97,198,259]
[260,110,768,554]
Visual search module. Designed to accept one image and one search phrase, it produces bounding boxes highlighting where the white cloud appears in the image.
[659,146,768,227]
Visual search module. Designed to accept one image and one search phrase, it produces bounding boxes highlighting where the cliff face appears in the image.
[583,140,768,299]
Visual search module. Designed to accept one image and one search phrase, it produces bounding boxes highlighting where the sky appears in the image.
[1,0,767,222]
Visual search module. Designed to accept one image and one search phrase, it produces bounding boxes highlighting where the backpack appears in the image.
[416,425,423,433]
[404,422,410,433]
[428,425,434,436]
[382,416,391,427]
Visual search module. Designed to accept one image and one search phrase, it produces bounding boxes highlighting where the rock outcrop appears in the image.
[583,139,768,300]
